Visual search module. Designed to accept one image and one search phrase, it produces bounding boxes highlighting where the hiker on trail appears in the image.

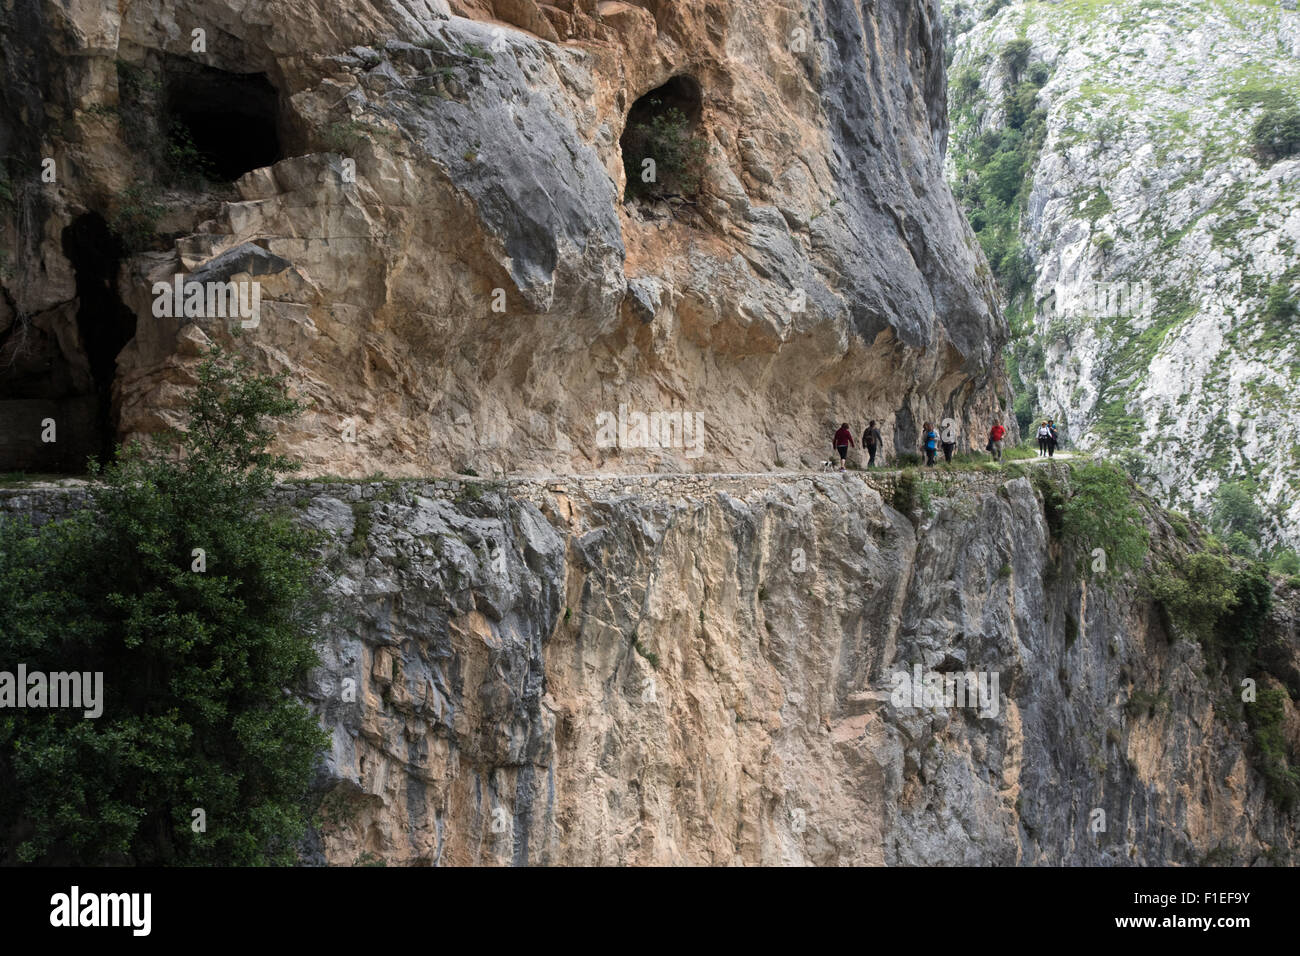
[921,422,939,467]
[940,425,957,464]
[862,420,883,468]
[1046,419,1059,458]
[1036,421,1050,457]
[988,421,1006,463]
[833,422,855,472]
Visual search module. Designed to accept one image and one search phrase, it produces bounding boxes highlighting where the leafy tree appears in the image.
[953,65,981,100]
[1004,81,1043,131]
[982,150,1024,205]
[1146,551,1237,644]
[1269,548,1300,577]
[1211,479,1264,543]
[999,39,1031,82]
[1012,390,1036,439]
[1146,548,1272,664]
[0,347,329,865]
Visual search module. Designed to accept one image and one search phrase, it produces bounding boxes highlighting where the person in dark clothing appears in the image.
[862,420,882,468]
[1046,419,1059,458]
[921,422,938,467]
[941,430,956,463]
[833,422,855,472]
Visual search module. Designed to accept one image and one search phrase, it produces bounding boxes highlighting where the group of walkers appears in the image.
[832,421,883,471]
[1035,419,1060,457]
[829,418,1017,471]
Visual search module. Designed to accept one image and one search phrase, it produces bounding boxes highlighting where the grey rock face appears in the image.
[813,0,1001,369]
[2,474,1295,864]
[265,473,1296,865]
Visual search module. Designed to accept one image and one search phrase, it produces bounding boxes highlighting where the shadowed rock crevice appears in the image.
[163,59,283,182]
[60,213,136,469]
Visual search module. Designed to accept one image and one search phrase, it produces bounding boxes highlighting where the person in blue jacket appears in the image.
[921,422,939,467]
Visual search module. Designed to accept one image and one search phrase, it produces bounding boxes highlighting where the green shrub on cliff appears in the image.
[621,102,708,198]
[1248,687,1300,810]
[892,470,935,517]
[0,346,329,865]
[1029,462,1147,576]
[1146,551,1238,645]
[1061,462,1149,574]
[1251,105,1300,165]
[1145,547,1272,665]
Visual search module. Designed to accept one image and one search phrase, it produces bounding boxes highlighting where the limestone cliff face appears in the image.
[272,472,1292,865]
[4,471,1297,864]
[943,0,1300,549]
[1,0,1007,477]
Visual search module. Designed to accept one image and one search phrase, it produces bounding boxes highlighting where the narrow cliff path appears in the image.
[0,452,1085,496]
[483,450,1082,484]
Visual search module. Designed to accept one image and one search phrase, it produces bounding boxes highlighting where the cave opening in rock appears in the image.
[164,61,282,182]
[60,213,137,469]
[620,75,706,200]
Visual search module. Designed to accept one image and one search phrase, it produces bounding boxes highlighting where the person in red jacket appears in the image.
[988,421,1007,463]
[833,423,855,472]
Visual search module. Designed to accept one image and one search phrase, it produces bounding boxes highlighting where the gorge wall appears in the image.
[2,0,1008,478]
[5,0,1297,868]
[300,469,1299,865]
[943,0,1300,549]
[10,468,1297,865]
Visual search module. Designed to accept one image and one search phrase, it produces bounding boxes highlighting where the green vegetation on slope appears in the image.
[949,32,1057,437]
[950,44,1051,301]
[1028,460,1298,808]
[0,347,330,864]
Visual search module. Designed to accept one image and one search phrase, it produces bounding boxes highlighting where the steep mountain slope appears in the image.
[943,0,1300,549]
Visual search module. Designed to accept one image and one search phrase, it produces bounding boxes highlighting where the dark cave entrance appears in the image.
[60,213,137,468]
[163,61,282,182]
[620,75,705,199]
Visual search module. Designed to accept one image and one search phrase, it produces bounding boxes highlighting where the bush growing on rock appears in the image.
[1263,281,1298,323]
[0,347,329,864]
[1251,105,1300,165]
[621,102,708,198]
[1249,687,1300,810]
[1060,462,1148,574]
[999,38,1031,82]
